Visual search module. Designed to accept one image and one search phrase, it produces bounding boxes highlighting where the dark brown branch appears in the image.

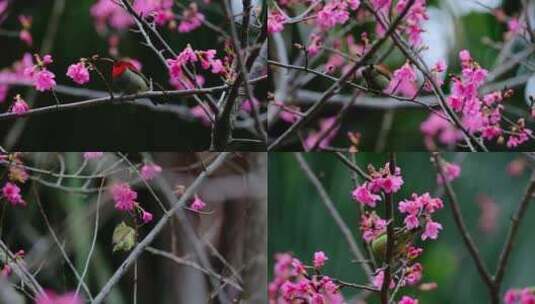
[380,153,395,304]
[494,170,535,292]
[431,153,495,294]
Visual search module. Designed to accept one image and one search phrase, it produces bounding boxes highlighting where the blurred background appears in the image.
[1,152,267,303]
[268,152,535,303]
[0,0,266,150]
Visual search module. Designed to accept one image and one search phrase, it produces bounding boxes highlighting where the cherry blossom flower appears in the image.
[1,264,11,277]
[352,183,381,207]
[35,290,83,304]
[66,62,90,85]
[360,211,386,242]
[0,84,8,103]
[33,69,56,91]
[269,253,343,303]
[504,288,535,304]
[110,183,137,211]
[190,105,213,126]
[83,152,103,160]
[385,62,418,97]
[141,211,153,223]
[178,3,204,33]
[190,195,206,211]
[140,163,162,181]
[11,95,29,115]
[399,295,419,304]
[90,0,133,32]
[372,270,395,289]
[268,10,286,34]
[313,251,328,269]
[196,50,224,74]
[316,1,350,30]
[421,220,442,240]
[436,162,461,184]
[303,117,340,150]
[166,45,198,83]
[2,182,25,206]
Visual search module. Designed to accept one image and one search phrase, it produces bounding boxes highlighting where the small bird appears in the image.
[371,227,420,264]
[112,60,149,95]
[362,64,392,92]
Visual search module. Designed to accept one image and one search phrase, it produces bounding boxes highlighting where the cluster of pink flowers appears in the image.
[2,182,25,206]
[398,193,444,240]
[1,153,28,207]
[352,160,447,302]
[190,194,206,211]
[385,62,418,97]
[10,94,29,115]
[110,183,138,211]
[0,53,35,104]
[23,54,56,92]
[140,163,162,181]
[421,50,531,149]
[267,10,286,34]
[178,3,204,33]
[18,15,33,46]
[83,152,104,160]
[166,45,225,89]
[352,162,404,207]
[110,183,153,223]
[269,252,344,304]
[35,290,83,304]
[91,0,174,32]
[316,0,360,30]
[303,117,340,151]
[395,0,428,46]
[66,60,91,85]
[360,211,386,242]
[436,161,461,184]
[504,287,535,304]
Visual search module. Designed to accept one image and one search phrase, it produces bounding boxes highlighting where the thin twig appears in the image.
[293,153,373,280]
[92,152,230,304]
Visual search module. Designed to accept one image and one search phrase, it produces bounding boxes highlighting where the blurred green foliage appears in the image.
[268,152,535,303]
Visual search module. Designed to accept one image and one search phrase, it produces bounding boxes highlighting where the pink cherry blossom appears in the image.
[35,290,83,304]
[268,10,286,34]
[313,251,328,269]
[421,220,442,241]
[141,164,162,181]
[507,18,523,37]
[352,183,381,207]
[197,50,224,74]
[190,195,206,211]
[141,211,153,223]
[190,105,213,126]
[34,69,56,91]
[11,95,29,115]
[0,84,8,103]
[2,182,25,206]
[110,183,137,211]
[399,296,419,304]
[436,162,461,184]
[385,62,417,97]
[303,117,340,150]
[83,152,103,160]
[316,1,350,30]
[178,3,204,33]
[66,62,90,85]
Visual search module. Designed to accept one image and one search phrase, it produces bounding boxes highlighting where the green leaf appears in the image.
[112,222,136,253]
